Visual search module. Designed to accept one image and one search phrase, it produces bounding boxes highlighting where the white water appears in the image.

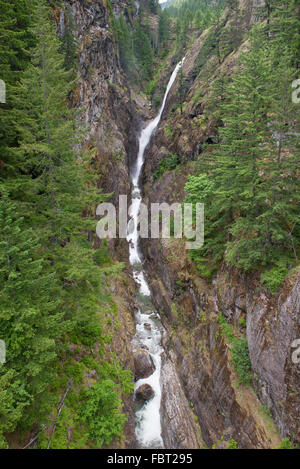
[126,59,185,448]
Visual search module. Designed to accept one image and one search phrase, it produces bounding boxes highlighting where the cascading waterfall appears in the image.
[126,59,185,449]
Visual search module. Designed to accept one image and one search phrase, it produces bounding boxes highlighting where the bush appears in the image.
[154,96,162,107]
[277,438,297,449]
[153,153,180,179]
[80,380,127,447]
[146,79,157,99]
[261,265,288,293]
[94,246,111,266]
[231,338,252,386]
[217,315,252,385]
[227,438,238,449]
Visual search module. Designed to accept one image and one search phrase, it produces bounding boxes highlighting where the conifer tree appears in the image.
[133,24,153,80]
[0,192,64,440]
[0,0,32,177]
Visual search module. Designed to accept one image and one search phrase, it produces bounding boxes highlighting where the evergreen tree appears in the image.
[0,192,64,441]
[60,4,78,71]
[133,24,153,80]
[0,1,114,445]
[158,9,170,54]
[186,24,300,278]
[0,0,33,178]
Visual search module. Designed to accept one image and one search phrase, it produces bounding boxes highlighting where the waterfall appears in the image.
[126,59,185,449]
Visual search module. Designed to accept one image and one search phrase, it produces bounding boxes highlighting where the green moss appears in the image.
[227,438,238,449]
[277,438,298,449]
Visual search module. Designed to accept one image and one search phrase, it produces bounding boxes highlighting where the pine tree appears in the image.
[0,192,65,438]
[0,0,130,448]
[187,22,300,280]
[158,10,170,54]
[271,0,300,67]
[133,24,153,80]
[0,0,33,177]
[12,1,97,243]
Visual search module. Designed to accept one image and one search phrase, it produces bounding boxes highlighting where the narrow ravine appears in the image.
[126,60,184,449]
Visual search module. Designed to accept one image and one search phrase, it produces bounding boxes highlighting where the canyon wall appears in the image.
[141,0,300,448]
[55,0,299,448]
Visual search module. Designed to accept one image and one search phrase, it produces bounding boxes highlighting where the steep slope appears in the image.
[141,0,300,448]
[56,0,202,449]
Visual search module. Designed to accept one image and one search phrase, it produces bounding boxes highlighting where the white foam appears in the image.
[127,59,185,449]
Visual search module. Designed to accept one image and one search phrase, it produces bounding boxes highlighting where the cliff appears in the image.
[141,0,300,448]
[53,0,299,449]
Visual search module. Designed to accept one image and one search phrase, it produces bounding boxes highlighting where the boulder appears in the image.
[135,384,155,402]
[134,348,155,380]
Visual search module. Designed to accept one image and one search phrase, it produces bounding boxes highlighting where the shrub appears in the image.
[94,246,111,266]
[261,265,288,293]
[217,315,252,385]
[153,153,180,179]
[277,438,297,449]
[80,380,127,447]
[231,338,252,386]
[227,439,238,449]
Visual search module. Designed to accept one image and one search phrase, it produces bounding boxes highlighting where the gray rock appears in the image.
[135,384,155,401]
[134,348,155,380]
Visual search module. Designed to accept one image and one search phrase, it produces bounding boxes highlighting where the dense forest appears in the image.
[183,0,300,289]
[0,0,132,449]
[0,0,299,451]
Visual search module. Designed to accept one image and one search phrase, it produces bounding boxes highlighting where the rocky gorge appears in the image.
[57,0,299,449]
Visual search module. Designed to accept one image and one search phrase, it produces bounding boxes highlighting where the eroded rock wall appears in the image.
[140,0,300,448]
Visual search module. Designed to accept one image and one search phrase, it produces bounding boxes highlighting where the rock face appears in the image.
[161,352,202,449]
[145,256,282,448]
[54,0,299,449]
[142,172,300,447]
[55,0,150,449]
[134,348,155,380]
[59,0,150,211]
[135,384,155,401]
[246,274,300,442]
[139,0,300,449]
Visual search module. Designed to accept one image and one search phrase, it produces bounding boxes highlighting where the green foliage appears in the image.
[231,338,252,386]
[133,24,154,81]
[153,153,180,179]
[158,9,170,55]
[217,314,235,343]
[217,315,252,386]
[186,20,300,288]
[239,318,246,329]
[261,264,289,294]
[80,380,127,447]
[94,246,112,266]
[146,79,157,100]
[0,0,133,447]
[108,2,154,83]
[185,174,214,205]
[0,0,33,173]
[227,438,238,449]
[277,437,298,449]
[164,124,173,138]
[168,0,226,52]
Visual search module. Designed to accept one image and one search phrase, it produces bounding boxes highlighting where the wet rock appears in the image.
[134,348,155,380]
[135,384,155,401]
[144,323,151,331]
[161,352,202,449]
